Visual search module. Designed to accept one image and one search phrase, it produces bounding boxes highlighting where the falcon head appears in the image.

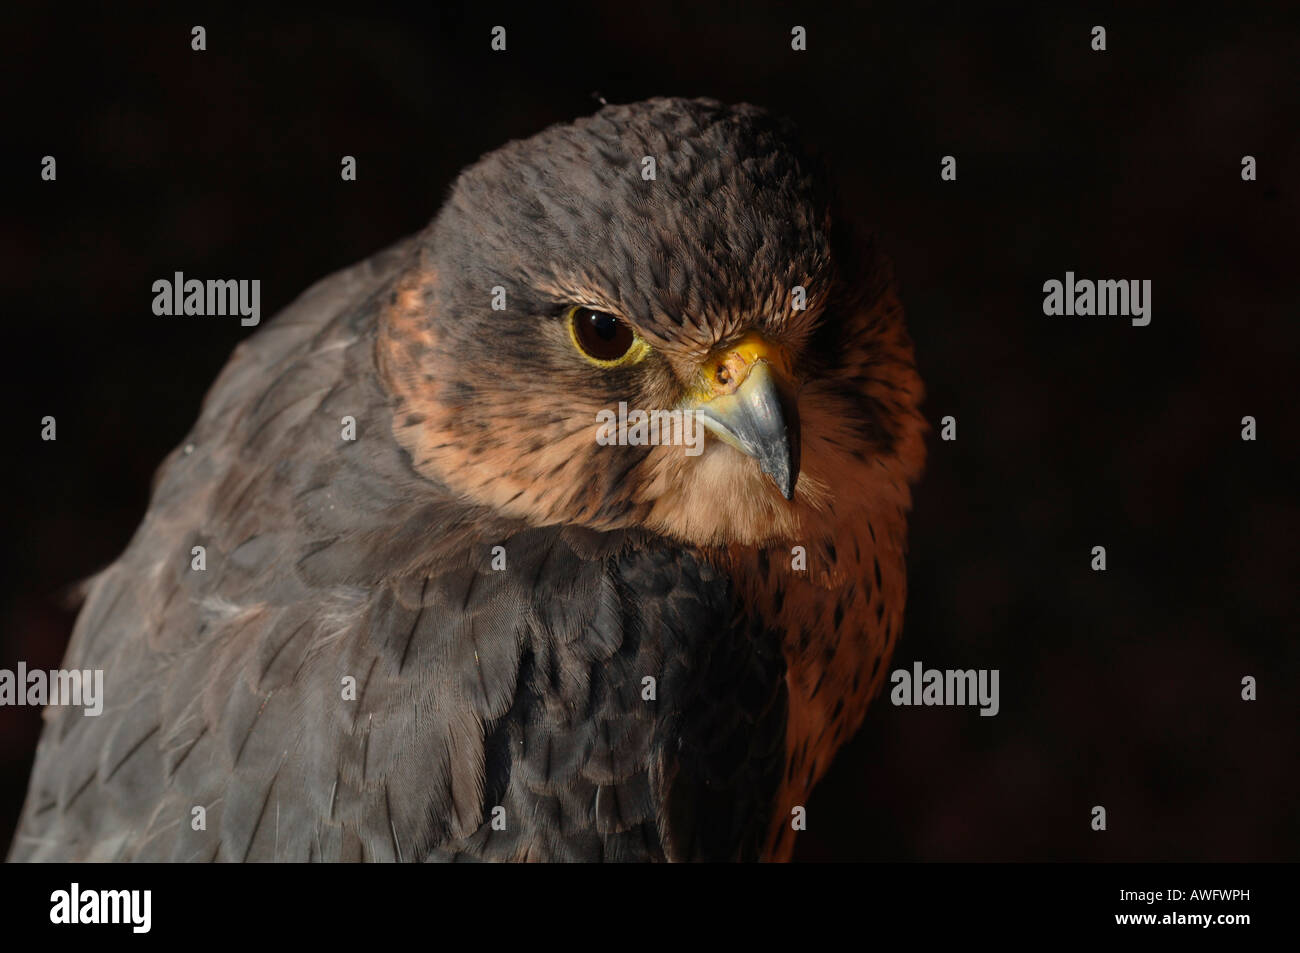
[381,97,924,548]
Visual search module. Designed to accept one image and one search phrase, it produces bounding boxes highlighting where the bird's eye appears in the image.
[567,306,646,366]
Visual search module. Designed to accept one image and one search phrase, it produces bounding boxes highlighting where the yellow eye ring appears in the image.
[566,306,650,367]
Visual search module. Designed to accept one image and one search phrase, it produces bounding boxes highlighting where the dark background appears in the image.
[2,3,1296,861]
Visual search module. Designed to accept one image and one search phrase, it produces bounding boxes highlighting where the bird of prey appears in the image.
[10,97,925,862]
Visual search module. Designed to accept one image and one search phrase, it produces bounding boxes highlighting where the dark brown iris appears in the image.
[571,307,635,362]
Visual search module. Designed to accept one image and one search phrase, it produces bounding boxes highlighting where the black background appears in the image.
[2,2,1296,861]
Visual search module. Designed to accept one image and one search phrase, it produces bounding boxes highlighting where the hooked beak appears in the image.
[691,333,801,500]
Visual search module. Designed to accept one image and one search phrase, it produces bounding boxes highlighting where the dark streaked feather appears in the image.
[9,238,786,862]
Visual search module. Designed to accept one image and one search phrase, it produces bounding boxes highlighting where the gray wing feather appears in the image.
[9,236,786,862]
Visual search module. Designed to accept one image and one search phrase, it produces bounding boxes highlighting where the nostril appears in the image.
[712,351,752,393]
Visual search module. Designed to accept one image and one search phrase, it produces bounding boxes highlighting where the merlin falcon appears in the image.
[10,97,926,862]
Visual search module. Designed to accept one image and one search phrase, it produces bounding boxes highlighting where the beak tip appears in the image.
[694,360,802,503]
[759,455,798,501]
